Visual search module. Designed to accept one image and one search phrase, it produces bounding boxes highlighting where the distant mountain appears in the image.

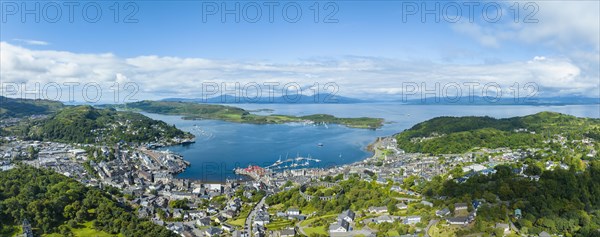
[161,93,365,104]
[395,96,600,105]
[162,95,599,105]
[0,96,65,118]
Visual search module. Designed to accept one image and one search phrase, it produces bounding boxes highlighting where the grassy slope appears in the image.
[43,222,121,237]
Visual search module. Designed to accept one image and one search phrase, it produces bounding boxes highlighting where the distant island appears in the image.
[111,100,385,129]
[162,93,365,104]
[161,94,600,105]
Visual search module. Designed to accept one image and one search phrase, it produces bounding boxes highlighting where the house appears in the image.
[196,216,211,226]
[514,209,522,219]
[446,216,469,225]
[286,208,300,216]
[222,210,236,219]
[188,210,206,220]
[207,207,218,214]
[339,209,356,223]
[329,219,350,233]
[403,216,421,225]
[421,200,433,207]
[167,223,184,235]
[204,227,223,236]
[495,223,510,234]
[396,203,408,210]
[221,223,234,232]
[172,208,183,219]
[137,207,152,218]
[254,211,270,226]
[454,203,468,211]
[436,208,450,217]
[481,168,496,175]
[207,183,223,192]
[215,216,227,224]
[368,206,388,214]
[463,164,486,172]
[375,215,394,224]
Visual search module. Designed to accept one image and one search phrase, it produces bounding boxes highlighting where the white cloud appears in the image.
[13,39,50,46]
[451,2,600,50]
[449,1,599,99]
[0,42,597,103]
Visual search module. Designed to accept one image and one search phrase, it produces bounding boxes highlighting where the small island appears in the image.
[115,100,385,129]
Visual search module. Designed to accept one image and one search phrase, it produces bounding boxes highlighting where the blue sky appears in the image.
[1,1,598,102]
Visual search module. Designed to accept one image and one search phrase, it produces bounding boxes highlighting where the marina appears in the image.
[234,153,322,178]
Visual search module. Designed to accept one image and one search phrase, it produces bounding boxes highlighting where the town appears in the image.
[2,129,596,237]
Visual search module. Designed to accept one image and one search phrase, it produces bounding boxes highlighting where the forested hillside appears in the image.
[395,112,600,154]
[12,105,192,144]
[420,162,600,236]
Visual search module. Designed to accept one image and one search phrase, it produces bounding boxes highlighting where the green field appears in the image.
[43,222,121,237]
[266,219,294,230]
[303,226,328,236]
[299,214,337,236]
[227,204,253,227]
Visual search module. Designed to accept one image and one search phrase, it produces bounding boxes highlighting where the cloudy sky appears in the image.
[1,1,598,103]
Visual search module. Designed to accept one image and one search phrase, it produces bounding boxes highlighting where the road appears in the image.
[245,196,267,236]
[424,219,439,237]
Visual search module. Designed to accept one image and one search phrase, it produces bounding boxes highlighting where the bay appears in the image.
[144,103,600,182]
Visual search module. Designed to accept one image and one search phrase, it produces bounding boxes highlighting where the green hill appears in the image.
[0,96,64,118]
[20,105,193,144]
[395,112,600,154]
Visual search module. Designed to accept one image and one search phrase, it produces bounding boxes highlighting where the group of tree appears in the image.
[266,175,402,216]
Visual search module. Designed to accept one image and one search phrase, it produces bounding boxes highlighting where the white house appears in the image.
[403,216,421,225]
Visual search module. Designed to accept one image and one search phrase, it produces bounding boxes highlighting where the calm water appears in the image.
[145,104,600,182]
